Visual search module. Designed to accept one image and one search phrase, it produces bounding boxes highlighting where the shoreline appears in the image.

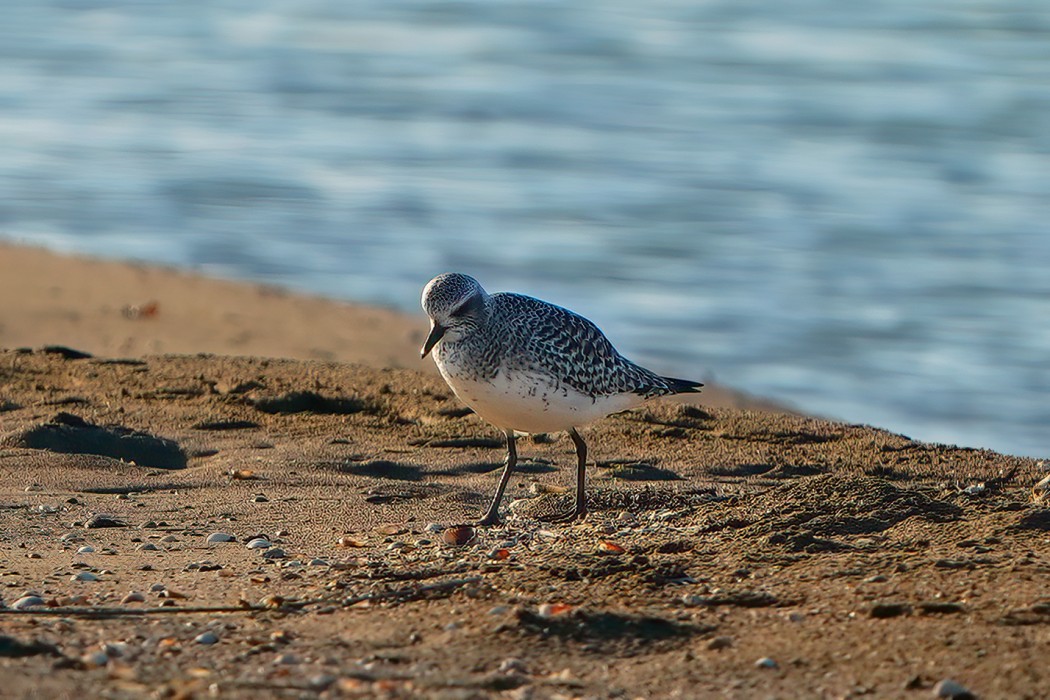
[0,241,790,414]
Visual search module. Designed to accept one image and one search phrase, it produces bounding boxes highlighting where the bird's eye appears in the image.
[449,297,477,318]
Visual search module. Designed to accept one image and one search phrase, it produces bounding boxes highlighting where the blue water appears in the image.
[2,1,1048,457]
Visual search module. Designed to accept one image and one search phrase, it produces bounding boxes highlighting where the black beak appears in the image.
[421,322,446,359]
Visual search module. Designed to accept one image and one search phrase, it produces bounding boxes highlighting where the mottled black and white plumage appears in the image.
[420,272,702,525]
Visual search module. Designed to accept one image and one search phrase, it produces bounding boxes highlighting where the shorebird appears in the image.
[420,273,702,525]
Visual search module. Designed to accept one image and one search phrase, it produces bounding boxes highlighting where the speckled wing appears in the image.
[490,293,692,399]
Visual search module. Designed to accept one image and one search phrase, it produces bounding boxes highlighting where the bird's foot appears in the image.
[475,513,503,527]
[546,506,587,524]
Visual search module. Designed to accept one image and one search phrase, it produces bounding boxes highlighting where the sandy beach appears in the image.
[1,243,1048,699]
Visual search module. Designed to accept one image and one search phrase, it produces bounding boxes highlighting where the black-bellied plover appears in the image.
[420,273,702,526]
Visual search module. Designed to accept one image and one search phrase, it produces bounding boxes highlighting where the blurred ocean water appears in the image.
[1,1,1048,457]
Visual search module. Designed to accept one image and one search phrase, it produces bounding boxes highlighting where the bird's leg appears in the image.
[568,427,588,519]
[550,428,589,522]
[477,429,516,526]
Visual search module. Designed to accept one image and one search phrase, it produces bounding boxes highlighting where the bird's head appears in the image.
[420,273,489,359]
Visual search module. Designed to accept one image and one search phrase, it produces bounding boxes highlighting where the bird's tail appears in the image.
[662,376,703,394]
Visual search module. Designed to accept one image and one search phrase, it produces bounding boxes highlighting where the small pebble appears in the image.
[933,678,976,699]
[194,631,219,645]
[121,591,146,604]
[498,658,528,674]
[150,583,167,592]
[275,529,290,537]
[308,674,337,690]
[76,546,95,554]
[262,548,287,559]
[138,543,160,551]
[159,535,179,543]
[84,514,127,528]
[755,657,778,669]
[425,523,444,533]
[274,652,300,665]
[12,595,46,610]
[246,538,271,549]
[102,642,129,658]
[24,484,44,492]
[309,558,329,567]
[81,650,110,668]
[71,572,98,582]
[251,494,269,503]
[707,636,733,650]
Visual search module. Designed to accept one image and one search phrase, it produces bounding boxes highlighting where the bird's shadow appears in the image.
[433,459,558,476]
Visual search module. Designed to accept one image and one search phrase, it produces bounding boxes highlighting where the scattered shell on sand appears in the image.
[537,603,572,618]
[933,678,976,699]
[441,525,476,546]
[262,548,287,559]
[755,657,778,669]
[71,572,99,582]
[160,589,188,600]
[246,538,271,549]
[194,631,219,645]
[12,595,46,610]
[76,545,96,554]
[121,591,146,604]
[138,543,161,551]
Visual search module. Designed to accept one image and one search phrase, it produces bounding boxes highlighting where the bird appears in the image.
[420,272,702,526]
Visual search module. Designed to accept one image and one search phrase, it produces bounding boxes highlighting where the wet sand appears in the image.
[1,244,1048,699]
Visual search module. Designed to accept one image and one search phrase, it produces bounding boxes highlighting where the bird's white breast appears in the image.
[434,356,642,434]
